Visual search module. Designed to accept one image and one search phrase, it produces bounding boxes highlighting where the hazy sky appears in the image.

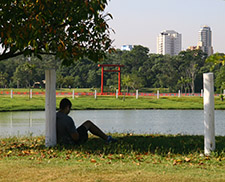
[105,0,225,53]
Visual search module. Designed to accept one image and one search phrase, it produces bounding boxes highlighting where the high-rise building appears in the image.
[157,30,182,56]
[197,25,213,56]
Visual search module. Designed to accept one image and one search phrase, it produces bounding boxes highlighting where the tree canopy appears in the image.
[206,53,225,67]
[2,45,224,93]
[0,0,113,64]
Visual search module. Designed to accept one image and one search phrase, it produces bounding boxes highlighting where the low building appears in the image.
[121,45,133,51]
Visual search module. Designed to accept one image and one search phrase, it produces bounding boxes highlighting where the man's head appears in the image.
[59,98,72,114]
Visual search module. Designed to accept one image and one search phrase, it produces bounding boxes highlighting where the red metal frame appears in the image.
[98,64,124,95]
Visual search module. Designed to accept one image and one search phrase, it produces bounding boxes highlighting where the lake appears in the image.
[0,110,225,137]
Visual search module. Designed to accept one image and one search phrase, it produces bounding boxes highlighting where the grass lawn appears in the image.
[1,134,225,182]
[0,95,225,111]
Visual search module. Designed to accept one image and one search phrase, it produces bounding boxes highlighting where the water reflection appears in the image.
[0,111,45,137]
[0,110,225,137]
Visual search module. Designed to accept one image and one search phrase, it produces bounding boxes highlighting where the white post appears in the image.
[136,90,138,99]
[203,73,215,155]
[72,89,75,99]
[30,89,32,99]
[95,90,97,99]
[10,89,13,98]
[116,89,118,99]
[223,89,225,95]
[201,89,204,97]
[45,69,57,147]
[178,90,181,97]
[157,90,159,99]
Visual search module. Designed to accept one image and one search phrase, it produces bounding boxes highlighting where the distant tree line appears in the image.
[0,45,224,93]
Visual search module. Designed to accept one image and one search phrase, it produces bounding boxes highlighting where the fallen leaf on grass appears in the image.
[185,157,191,162]
[136,156,144,162]
[119,154,124,158]
[90,159,97,163]
[198,162,204,165]
[1,141,6,145]
[7,151,12,155]
[107,156,113,160]
[66,155,70,160]
[30,144,35,148]
[22,150,31,155]
[29,157,35,160]
[75,154,80,158]
[173,159,182,165]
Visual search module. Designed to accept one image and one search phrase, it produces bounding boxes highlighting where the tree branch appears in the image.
[0,49,57,62]
[0,51,24,62]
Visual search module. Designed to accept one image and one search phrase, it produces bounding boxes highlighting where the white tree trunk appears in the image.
[45,69,57,147]
[203,73,215,155]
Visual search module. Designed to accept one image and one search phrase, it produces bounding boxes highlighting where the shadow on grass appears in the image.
[2,135,225,156]
[63,135,225,155]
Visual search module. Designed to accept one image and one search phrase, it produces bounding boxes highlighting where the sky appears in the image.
[105,0,225,53]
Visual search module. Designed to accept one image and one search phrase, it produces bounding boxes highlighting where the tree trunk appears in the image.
[191,79,195,95]
[17,80,19,88]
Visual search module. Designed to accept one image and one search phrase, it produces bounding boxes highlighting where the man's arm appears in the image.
[70,132,79,142]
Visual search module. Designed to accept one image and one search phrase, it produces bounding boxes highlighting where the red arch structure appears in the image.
[98,64,124,95]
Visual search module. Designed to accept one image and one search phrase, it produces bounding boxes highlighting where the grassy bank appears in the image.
[0,88,169,93]
[0,95,225,111]
[1,134,225,181]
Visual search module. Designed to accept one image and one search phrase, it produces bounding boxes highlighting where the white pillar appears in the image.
[10,89,13,98]
[116,89,118,99]
[201,89,204,97]
[136,90,138,99]
[30,89,32,99]
[72,90,75,99]
[178,90,181,97]
[223,90,225,95]
[157,90,159,99]
[95,90,97,99]
[45,69,57,147]
[203,73,215,155]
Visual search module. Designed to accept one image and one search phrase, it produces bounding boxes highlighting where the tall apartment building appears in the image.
[157,30,182,56]
[197,25,213,56]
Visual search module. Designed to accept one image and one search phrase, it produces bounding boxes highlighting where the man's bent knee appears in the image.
[82,120,93,130]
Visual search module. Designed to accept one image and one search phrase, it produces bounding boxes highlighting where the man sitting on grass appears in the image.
[56,98,116,145]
